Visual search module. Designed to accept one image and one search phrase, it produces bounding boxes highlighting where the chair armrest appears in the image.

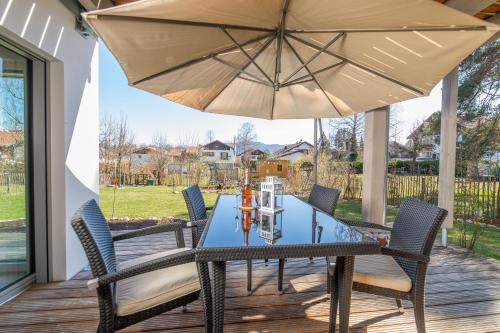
[179,219,208,248]
[113,222,185,247]
[337,218,393,231]
[381,247,430,263]
[184,219,208,228]
[89,249,196,290]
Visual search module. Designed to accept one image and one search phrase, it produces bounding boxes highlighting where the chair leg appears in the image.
[264,258,269,266]
[396,299,404,313]
[326,267,331,296]
[278,258,285,294]
[413,294,426,333]
[246,259,252,295]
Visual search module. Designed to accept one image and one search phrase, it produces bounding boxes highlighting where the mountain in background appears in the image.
[255,142,284,153]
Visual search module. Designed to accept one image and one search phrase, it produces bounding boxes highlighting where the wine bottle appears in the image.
[242,168,252,207]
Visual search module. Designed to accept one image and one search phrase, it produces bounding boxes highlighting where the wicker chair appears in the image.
[181,184,213,247]
[327,197,447,333]
[276,184,340,293]
[71,199,211,333]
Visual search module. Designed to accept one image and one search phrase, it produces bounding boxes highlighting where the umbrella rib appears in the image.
[221,28,274,84]
[93,14,275,33]
[287,33,424,96]
[133,33,274,86]
[281,32,344,85]
[281,61,344,87]
[284,37,343,117]
[280,78,315,87]
[285,25,488,34]
[212,57,273,87]
[203,34,277,110]
[275,0,291,86]
[238,76,274,86]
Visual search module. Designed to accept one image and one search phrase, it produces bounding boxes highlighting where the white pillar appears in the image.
[313,118,318,184]
[362,107,389,225]
[438,68,458,246]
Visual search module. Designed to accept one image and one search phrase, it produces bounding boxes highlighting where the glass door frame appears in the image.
[0,36,47,303]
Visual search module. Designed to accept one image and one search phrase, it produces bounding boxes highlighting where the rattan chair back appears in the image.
[182,184,208,221]
[308,184,340,217]
[390,198,447,281]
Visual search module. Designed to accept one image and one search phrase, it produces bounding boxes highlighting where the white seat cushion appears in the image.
[328,255,412,292]
[116,247,200,316]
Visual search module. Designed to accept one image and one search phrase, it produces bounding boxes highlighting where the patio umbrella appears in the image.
[83,0,498,120]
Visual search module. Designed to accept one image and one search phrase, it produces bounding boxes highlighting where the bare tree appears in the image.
[99,114,115,175]
[0,78,24,131]
[407,120,426,165]
[151,133,170,185]
[114,115,135,184]
[99,113,135,183]
[329,114,364,160]
[236,122,257,155]
[389,105,404,143]
[206,129,216,143]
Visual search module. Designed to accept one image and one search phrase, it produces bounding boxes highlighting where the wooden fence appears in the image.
[315,174,499,224]
[0,172,25,194]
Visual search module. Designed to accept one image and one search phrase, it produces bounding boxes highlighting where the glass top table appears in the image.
[196,194,381,333]
[200,194,375,249]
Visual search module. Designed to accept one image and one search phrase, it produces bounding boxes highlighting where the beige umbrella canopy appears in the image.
[84,0,498,119]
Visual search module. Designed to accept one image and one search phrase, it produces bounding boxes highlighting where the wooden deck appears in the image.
[1,230,499,333]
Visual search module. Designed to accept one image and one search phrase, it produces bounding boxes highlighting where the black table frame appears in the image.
[195,195,380,333]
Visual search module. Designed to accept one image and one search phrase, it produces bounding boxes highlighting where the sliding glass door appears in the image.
[0,44,33,291]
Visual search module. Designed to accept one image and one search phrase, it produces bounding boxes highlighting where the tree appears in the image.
[456,39,499,175]
[236,122,257,156]
[0,78,24,131]
[151,133,170,185]
[99,113,135,183]
[389,105,404,143]
[206,129,216,143]
[407,121,426,165]
[329,114,364,161]
[114,115,135,184]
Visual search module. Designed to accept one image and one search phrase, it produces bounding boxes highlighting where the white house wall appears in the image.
[200,149,235,163]
[1,0,99,280]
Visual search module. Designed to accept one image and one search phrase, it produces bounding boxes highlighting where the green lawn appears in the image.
[99,185,218,220]
[445,225,500,260]
[0,192,26,221]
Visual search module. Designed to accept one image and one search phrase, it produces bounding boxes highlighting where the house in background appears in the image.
[405,112,441,161]
[272,140,314,164]
[201,140,235,164]
[0,130,23,161]
[250,159,289,181]
[130,146,157,167]
[388,141,411,160]
[237,148,267,163]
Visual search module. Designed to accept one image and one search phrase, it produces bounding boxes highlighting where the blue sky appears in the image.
[99,43,442,146]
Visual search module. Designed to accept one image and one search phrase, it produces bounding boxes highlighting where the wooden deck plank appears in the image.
[0,233,498,333]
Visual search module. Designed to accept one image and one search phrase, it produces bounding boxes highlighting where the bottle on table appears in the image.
[242,168,252,207]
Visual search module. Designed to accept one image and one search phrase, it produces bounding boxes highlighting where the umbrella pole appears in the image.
[313,118,318,185]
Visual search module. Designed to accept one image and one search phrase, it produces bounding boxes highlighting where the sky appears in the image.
[99,43,442,146]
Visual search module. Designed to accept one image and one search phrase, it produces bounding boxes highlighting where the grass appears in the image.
[0,192,25,221]
[99,185,218,220]
[445,224,500,260]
